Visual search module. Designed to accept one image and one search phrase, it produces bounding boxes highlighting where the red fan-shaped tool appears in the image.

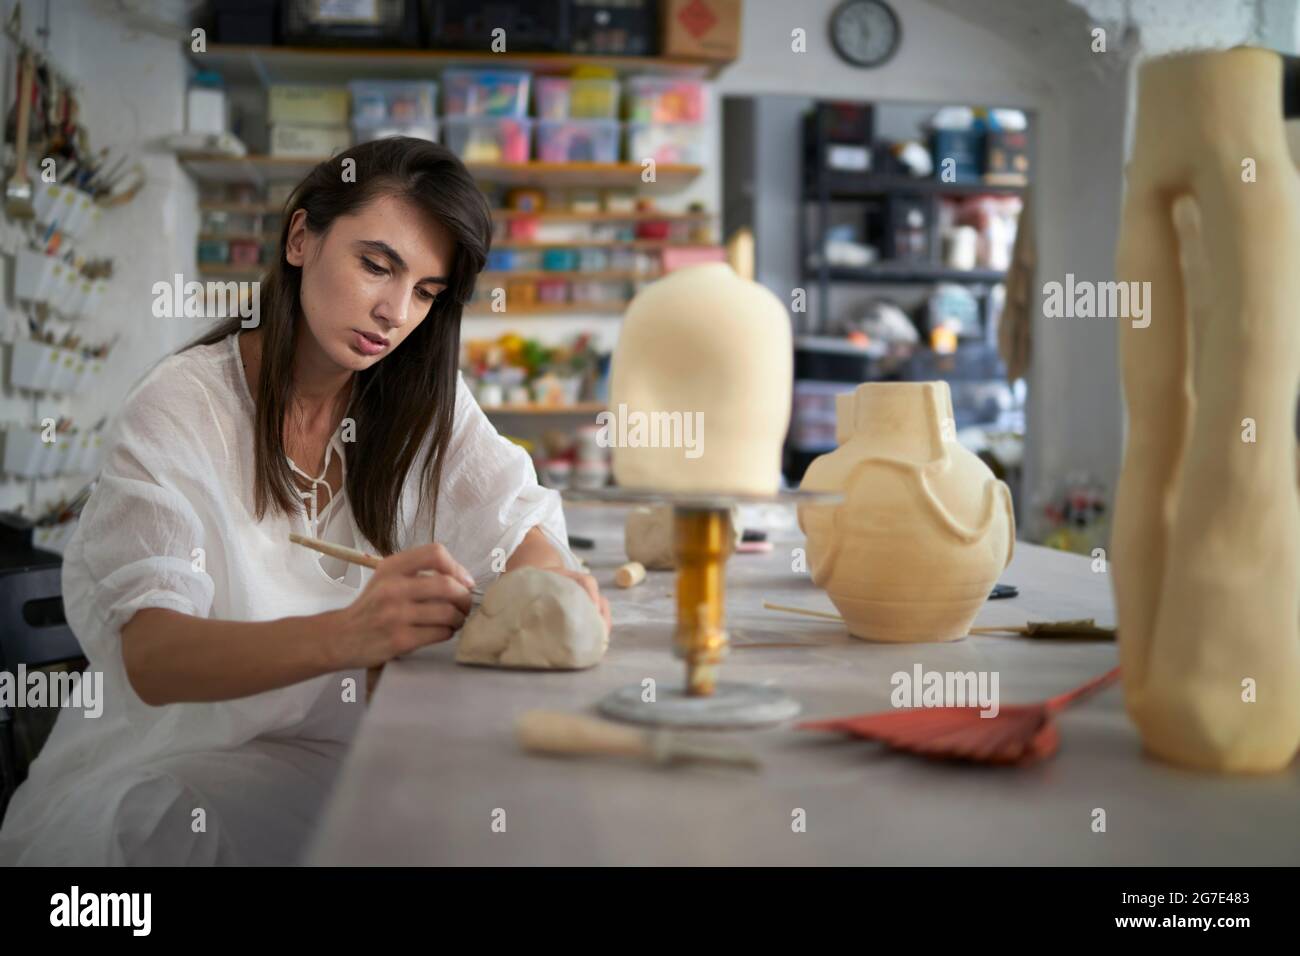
[799,667,1120,766]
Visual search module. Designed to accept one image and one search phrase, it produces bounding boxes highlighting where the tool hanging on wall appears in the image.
[3,47,35,218]
[2,2,144,218]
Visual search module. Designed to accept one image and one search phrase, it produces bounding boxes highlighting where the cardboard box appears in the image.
[268,85,350,126]
[270,124,352,158]
[661,0,741,61]
[984,129,1030,184]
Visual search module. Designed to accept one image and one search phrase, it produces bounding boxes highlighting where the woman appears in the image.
[0,138,609,865]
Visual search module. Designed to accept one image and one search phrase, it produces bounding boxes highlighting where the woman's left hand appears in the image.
[543,568,611,636]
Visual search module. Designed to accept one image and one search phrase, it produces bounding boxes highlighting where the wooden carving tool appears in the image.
[288,532,484,601]
[764,601,1115,640]
[516,710,761,770]
[969,619,1115,639]
[288,533,483,697]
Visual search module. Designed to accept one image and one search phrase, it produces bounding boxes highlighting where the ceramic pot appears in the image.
[798,381,1014,642]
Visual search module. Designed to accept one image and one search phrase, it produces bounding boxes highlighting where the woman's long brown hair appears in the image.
[186,137,492,555]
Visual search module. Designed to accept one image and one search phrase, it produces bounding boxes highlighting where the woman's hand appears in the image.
[329,542,476,669]
[542,568,612,637]
[504,527,611,635]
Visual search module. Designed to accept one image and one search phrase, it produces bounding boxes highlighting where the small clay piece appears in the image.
[614,561,646,588]
[798,381,1014,642]
[456,567,608,670]
[1113,48,1300,773]
[624,504,741,570]
[624,505,676,569]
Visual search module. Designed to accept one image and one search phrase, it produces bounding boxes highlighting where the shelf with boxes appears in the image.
[801,99,1031,329]
[195,189,283,277]
[462,330,608,416]
[179,61,710,187]
[189,45,725,84]
[470,184,718,315]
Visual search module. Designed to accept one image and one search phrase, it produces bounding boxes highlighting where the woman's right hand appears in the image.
[329,542,476,669]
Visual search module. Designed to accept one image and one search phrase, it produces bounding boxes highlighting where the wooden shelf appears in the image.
[804,173,1028,200]
[492,239,709,250]
[493,210,712,222]
[189,44,728,84]
[180,154,702,191]
[199,232,273,243]
[199,201,284,214]
[180,153,318,184]
[464,301,627,316]
[467,161,702,189]
[480,402,606,416]
[480,270,653,282]
[198,264,265,279]
[197,203,710,221]
[803,265,1007,285]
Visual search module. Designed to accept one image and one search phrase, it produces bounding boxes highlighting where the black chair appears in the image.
[0,565,84,824]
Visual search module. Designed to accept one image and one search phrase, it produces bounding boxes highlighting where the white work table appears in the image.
[307,506,1300,866]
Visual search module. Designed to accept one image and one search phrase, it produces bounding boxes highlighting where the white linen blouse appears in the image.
[0,331,576,865]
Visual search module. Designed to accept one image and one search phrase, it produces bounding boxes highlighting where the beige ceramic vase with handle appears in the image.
[798,381,1015,642]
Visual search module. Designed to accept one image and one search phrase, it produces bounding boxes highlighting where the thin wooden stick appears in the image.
[762,600,844,622]
[289,532,485,595]
[288,532,381,569]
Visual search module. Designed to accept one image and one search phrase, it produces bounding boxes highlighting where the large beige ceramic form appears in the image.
[798,381,1015,642]
[1113,47,1300,773]
[608,262,792,495]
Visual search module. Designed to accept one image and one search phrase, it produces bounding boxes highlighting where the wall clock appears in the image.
[829,0,902,68]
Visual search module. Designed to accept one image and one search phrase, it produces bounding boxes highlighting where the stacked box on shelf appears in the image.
[442,69,532,163]
[534,76,621,163]
[269,85,351,157]
[624,76,707,165]
[349,80,438,144]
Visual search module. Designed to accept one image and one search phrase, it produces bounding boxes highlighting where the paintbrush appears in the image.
[516,710,761,770]
[287,532,484,601]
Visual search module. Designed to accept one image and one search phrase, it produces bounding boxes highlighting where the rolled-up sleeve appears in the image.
[402,373,580,581]
[62,371,217,664]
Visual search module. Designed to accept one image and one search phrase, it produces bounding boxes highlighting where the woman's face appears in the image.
[286,192,455,371]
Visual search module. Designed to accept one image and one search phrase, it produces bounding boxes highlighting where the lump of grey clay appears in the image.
[455,567,608,670]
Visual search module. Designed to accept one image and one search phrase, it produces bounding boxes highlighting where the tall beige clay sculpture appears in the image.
[1113,47,1300,773]
[799,381,1014,642]
[608,262,792,495]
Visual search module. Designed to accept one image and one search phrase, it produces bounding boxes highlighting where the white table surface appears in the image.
[307,506,1300,865]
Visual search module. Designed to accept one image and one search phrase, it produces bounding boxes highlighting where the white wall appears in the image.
[0,0,196,517]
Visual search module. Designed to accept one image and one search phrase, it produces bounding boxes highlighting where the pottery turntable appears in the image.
[563,487,841,730]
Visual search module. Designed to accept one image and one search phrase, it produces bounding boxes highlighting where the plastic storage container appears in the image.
[535,119,620,163]
[443,69,531,118]
[443,117,532,162]
[624,76,706,123]
[352,119,438,144]
[625,123,706,165]
[534,76,620,119]
[348,80,437,124]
